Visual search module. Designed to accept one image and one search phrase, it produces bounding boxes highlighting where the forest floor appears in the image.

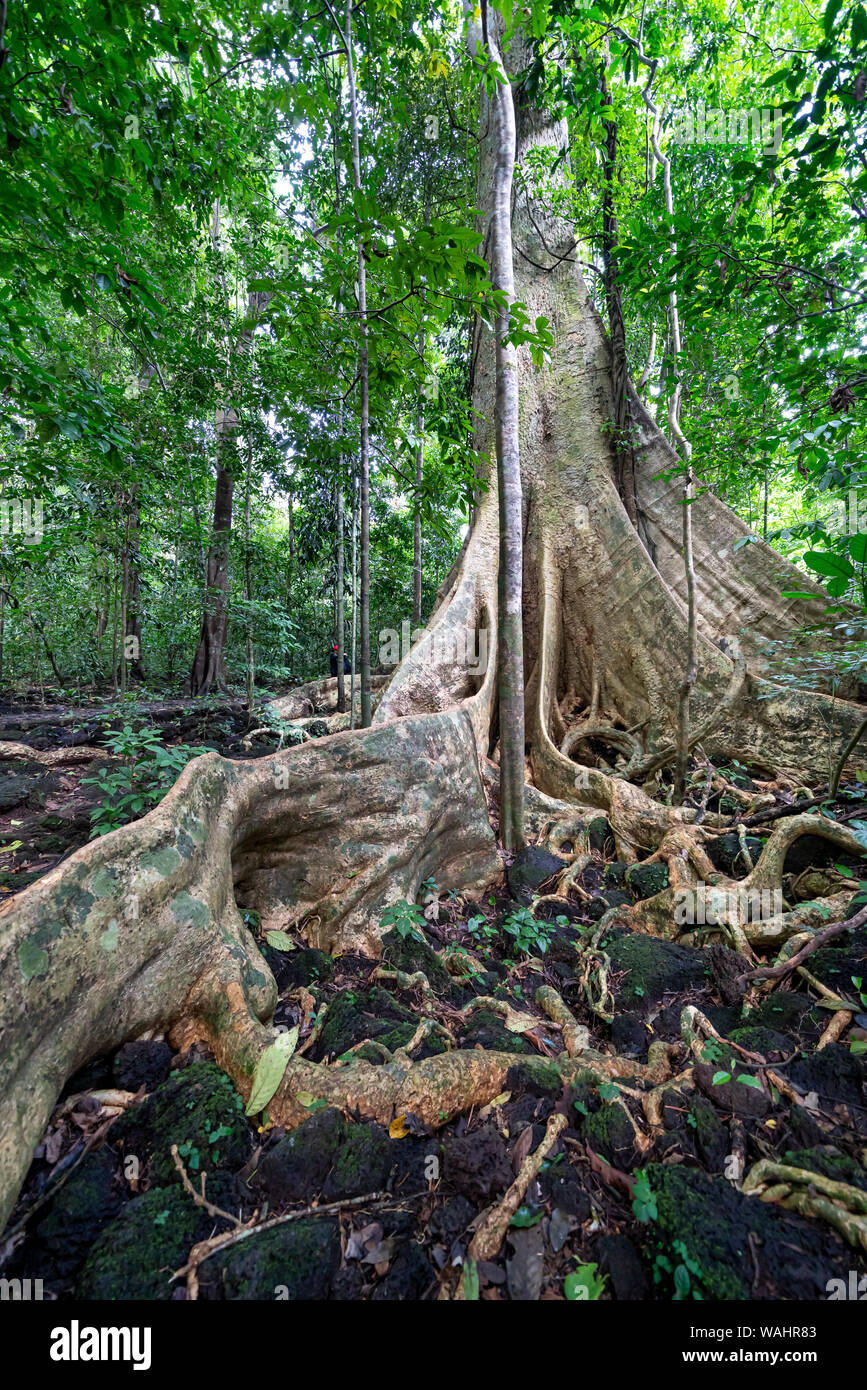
[2,689,867,1301]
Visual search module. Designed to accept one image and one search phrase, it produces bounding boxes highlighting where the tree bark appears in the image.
[466,2,525,851]
[336,481,346,713]
[189,418,235,697]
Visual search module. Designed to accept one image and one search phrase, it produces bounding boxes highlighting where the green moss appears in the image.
[315,985,416,1059]
[459,1008,532,1054]
[111,1061,252,1185]
[783,1146,867,1192]
[587,816,614,853]
[381,927,464,1002]
[581,1102,635,1166]
[742,991,812,1034]
[645,1163,849,1301]
[625,862,670,900]
[78,1180,242,1299]
[257,1109,391,1204]
[505,1060,562,1096]
[199,1217,341,1300]
[647,1166,751,1300]
[606,931,705,1006]
[729,1024,794,1054]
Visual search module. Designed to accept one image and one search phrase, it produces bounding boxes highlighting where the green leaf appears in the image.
[824,0,846,37]
[265,930,296,952]
[244,1027,299,1116]
[509,1204,544,1228]
[462,1257,480,1299]
[803,550,855,578]
[564,1262,607,1300]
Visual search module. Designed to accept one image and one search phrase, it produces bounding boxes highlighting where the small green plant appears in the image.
[501,907,555,957]
[467,913,498,948]
[653,1241,706,1300]
[711,1069,763,1090]
[631,1169,658,1223]
[83,725,212,837]
[564,1262,607,1301]
[175,1140,201,1172]
[509,1204,544,1228]
[379,899,426,941]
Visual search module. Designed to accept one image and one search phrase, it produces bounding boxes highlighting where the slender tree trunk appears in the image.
[412,376,424,629]
[189,423,235,696]
[345,0,372,727]
[350,474,358,730]
[120,507,129,700]
[336,481,346,712]
[244,438,255,721]
[466,3,525,850]
[122,494,144,682]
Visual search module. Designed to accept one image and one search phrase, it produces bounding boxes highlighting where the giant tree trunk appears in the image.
[2,29,867,1234]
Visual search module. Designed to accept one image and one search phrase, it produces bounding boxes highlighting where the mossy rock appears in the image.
[788,1043,864,1107]
[459,1008,532,1054]
[782,833,841,876]
[587,889,633,921]
[782,1146,867,1192]
[705,831,764,877]
[586,816,615,854]
[507,845,566,903]
[581,1101,637,1169]
[728,1024,794,1057]
[78,1177,245,1300]
[647,1164,853,1300]
[263,945,335,994]
[603,862,628,888]
[199,1216,341,1300]
[257,1108,392,1206]
[381,926,465,1003]
[741,991,813,1036]
[625,862,670,900]
[313,985,417,1060]
[694,1059,769,1118]
[111,1061,252,1186]
[687,1095,728,1170]
[0,774,36,813]
[36,1149,124,1272]
[606,929,707,1009]
[807,927,867,993]
[505,1060,563,1097]
[610,1010,651,1059]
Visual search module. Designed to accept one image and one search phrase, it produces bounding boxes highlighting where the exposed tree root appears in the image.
[743,1160,867,1255]
[450,1111,569,1299]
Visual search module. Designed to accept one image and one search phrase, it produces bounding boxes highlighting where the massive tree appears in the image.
[2,19,866,1233]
